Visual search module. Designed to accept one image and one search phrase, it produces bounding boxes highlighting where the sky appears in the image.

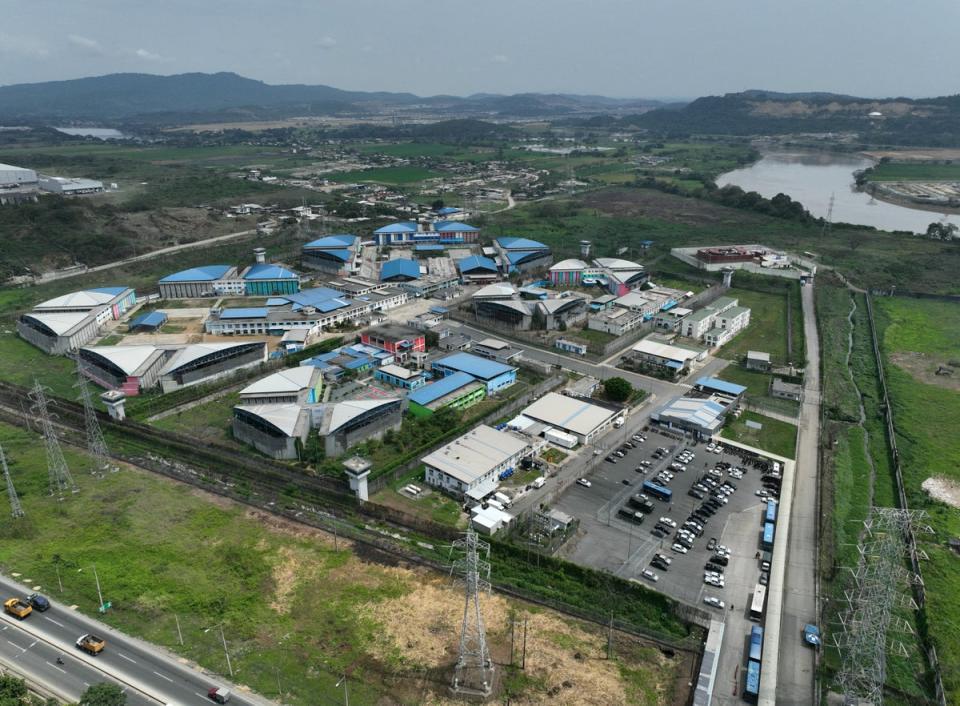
[1,0,957,99]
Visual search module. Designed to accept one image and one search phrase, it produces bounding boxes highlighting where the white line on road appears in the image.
[28,640,37,649]
[46,661,67,674]
[43,616,65,628]
[152,670,174,682]
[117,652,137,664]
[7,639,24,651]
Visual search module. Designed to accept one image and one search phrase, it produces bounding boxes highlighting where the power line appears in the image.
[75,362,115,475]
[29,379,77,498]
[449,528,494,697]
[0,444,24,518]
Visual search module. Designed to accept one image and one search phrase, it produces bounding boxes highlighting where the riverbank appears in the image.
[858,184,960,218]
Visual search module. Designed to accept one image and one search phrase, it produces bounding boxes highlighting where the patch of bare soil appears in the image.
[580,187,773,228]
[364,572,678,705]
[889,352,960,391]
[922,476,960,509]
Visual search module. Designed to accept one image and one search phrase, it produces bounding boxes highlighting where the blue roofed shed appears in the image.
[160,265,234,283]
[495,236,548,251]
[431,352,517,393]
[380,258,420,282]
[457,255,498,274]
[128,311,168,332]
[695,377,747,397]
[220,308,269,320]
[242,263,300,296]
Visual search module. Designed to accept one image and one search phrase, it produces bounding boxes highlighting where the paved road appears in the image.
[775,283,820,704]
[0,575,270,706]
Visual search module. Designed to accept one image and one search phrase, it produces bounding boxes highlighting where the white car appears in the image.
[593,449,603,456]
[704,596,725,609]
[756,489,770,498]
[576,478,592,488]
[641,569,659,582]
[729,469,743,479]
[671,543,688,554]
[706,443,716,452]
[659,517,677,528]
[716,545,731,557]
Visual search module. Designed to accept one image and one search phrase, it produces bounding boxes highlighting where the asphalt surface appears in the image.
[0,574,268,706]
[774,283,820,704]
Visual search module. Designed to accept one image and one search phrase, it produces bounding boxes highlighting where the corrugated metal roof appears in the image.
[35,289,120,310]
[408,371,477,406]
[161,342,264,375]
[303,234,357,248]
[325,398,400,432]
[380,258,420,281]
[243,263,298,280]
[695,377,747,396]
[496,236,548,251]
[219,308,269,319]
[81,345,164,375]
[550,259,588,271]
[414,244,444,251]
[434,352,514,380]
[128,311,167,329]
[240,367,317,396]
[374,222,418,234]
[505,250,543,264]
[435,221,478,232]
[22,311,90,335]
[159,265,233,283]
[457,255,498,273]
[88,286,130,296]
[235,404,305,437]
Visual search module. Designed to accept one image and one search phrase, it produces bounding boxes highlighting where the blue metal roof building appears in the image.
[431,352,517,393]
[242,263,300,296]
[380,258,420,282]
[89,286,131,296]
[695,377,747,398]
[435,221,478,233]
[495,236,548,251]
[220,308,269,320]
[304,234,358,249]
[434,207,461,216]
[160,265,234,283]
[494,236,552,273]
[128,311,168,332]
[414,244,445,253]
[375,222,418,234]
[302,234,359,275]
[457,255,498,274]
[407,371,487,415]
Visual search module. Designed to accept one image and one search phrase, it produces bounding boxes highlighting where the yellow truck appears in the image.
[76,634,106,655]
[3,598,32,620]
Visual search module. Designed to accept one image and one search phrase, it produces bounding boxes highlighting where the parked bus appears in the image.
[761,521,775,551]
[743,659,761,703]
[764,500,778,525]
[641,480,672,502]
[749,583,767,622]
[748,625,764,661]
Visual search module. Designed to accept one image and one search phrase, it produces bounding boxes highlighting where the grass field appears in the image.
[720,411,797,458]
[151,392,239,440]
[866,162,960,182]
[717,286,802,365]
[0,421,684,705]
[327,166,442,184]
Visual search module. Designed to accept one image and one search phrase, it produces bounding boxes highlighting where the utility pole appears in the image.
[335,674,349,706]
[30,380,77,497]
[521,617,528,670]
[607,613,614,660]
[219,625,233,677]
[0,444,24,519]
[175,614,184,645]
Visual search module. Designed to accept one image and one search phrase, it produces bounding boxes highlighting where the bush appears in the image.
[603,377,633,402]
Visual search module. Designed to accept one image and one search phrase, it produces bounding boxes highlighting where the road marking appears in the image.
[152,671,174,682]
[7,639,24,651]
[28,640,37,649]
[46,661,66,674]
[43,616,65,628]
[117,652,137,664]
[195,693,207,699]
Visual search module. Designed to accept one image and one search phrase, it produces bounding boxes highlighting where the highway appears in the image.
[774,282,820,704]
[0,574,270,706]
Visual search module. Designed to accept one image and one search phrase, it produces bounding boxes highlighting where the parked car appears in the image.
[707,537,718,551]
[688,489,704,499]
[671,543,688,554]
[759,571,770,586]
[641,569,659,582]
[576,478,592,488]
[803,624,822,648]
[659,517,677,528]
[704,596,725,609]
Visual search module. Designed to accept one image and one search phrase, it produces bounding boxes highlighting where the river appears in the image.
[717,151,959,234]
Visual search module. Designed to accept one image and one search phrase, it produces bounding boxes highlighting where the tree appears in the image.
[79,683,126,706]
[603,377,633,402]
[431,198,445,210]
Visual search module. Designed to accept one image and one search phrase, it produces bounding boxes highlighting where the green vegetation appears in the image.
[151,392,239,439]
[718,284,804,365]
[79,683,126,706]
[714,366,800,417]
[0,333,78,400]
[603,377,633,403]
[541,447,568,465]
[0,674,57,706]
[720,411,797,458]
[865,162,960,182]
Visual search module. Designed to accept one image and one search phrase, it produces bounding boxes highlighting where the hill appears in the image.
[631,90,960,146]
[0,72,665,123]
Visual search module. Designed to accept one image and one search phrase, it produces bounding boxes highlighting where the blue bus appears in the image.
[761,522,775,551]
[748,625,764,662]
[642,480,672,502]
[743,659,761,703]
[765,500,778,525]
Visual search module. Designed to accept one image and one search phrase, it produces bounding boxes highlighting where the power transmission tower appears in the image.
[0,444,24,518]
[821,193,835,238]
[75,362,115,474]
[29,380,77,497]
[833,507,933,705]
[449,529,494,697]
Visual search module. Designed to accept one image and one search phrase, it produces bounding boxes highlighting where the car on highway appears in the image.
[641,569,659,582]
[659,517,677,528]
[76,634,106,655]
[207,687,233,704]
[671,543,688,554]
[4,598,32,619]
[704,596,725,609]
[803,624,822,648]
[707,537,718,551]
[27,593,49,612]
[576,478,592,488]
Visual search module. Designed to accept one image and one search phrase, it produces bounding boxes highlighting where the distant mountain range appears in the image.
[0,72,666,123]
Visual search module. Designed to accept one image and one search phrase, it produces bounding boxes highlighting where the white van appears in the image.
[532,476,546,489]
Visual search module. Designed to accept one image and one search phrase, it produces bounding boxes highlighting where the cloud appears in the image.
[317,36,337,50]
[134,48,169,62]
[491,54,509,64]
[0,33,49,58]
[68,34,105,55]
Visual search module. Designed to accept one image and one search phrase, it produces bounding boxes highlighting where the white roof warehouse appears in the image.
[423,425,532,499]
[521,392,622,444]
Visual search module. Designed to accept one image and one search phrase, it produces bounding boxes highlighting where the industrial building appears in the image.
[240,263,300,296]
[629,338,705,375]
[159,341,267,392]
[0,162,38,188]
[555,338,588,355]
[431,353,517,393]
[379,258,421,283]
[692,377,747,404]
[17,286,137,355]
[158,265,240,299]
[493,237,552,274]
[518,392,622,444]
[652,396,729,438]
[37,176,104,194]
[423,424,533,500]
[407,372,486,417]
[470,338,522,364]
[548,257,648,295]
[746,350,772,371]
[372,220,481,247]
[471,288,588,331]
[301,234,361,275]
[457,255,500,284]
[128,311,167,333]
[232,404,311,460]
[681,297,751,347]
[314,397,403,456]
[771,377,803,401]
[360,324,425,362]
[374,364,427,390]
[238,367,322,406]
[78,345,170,395]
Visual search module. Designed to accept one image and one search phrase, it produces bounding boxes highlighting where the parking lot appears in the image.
[552,426,782,616]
